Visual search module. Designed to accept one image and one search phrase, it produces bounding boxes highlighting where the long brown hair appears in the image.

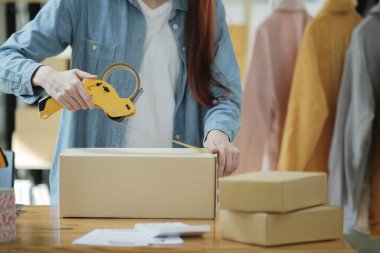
[186,0,230,108]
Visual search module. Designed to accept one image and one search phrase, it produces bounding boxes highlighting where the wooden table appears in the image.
[0,206,356,253]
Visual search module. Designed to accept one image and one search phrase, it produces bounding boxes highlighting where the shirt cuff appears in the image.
[203,122,234,144]
[21,63,45,104]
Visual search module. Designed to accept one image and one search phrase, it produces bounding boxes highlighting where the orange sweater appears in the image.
[0,148,7,168]
[278,0,362,172]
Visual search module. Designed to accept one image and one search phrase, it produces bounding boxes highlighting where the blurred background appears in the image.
[0,0,376,205]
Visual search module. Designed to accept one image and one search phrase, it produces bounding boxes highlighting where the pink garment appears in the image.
[234,0,311,173]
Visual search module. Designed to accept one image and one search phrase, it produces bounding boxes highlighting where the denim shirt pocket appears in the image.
[84,38,117,76]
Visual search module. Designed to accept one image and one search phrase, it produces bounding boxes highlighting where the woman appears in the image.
[0,0,242,205]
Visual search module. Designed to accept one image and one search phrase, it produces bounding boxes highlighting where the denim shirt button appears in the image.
[172,24,178,30]
[175,134,181,140]
[182,46,186,52]
[92,45,98,51]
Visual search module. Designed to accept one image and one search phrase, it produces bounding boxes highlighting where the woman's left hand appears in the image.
[204,130,240,177]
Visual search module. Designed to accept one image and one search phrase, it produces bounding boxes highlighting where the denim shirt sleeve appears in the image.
[203,0,243,143]
[0,0,77,104]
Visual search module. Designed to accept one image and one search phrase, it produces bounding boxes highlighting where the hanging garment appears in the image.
[356,0,378,16]
[329,4,380,238]
[369,106,380,238]
[233,0,310,173]
[0,147,7,168]
[278,0,362,173]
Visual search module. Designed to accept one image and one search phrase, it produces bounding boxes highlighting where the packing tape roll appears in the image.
[0,224,16,243]
[0,208,16,225]
[0,190,15,210]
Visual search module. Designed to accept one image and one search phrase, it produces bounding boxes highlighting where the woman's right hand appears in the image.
[32,66,97,112]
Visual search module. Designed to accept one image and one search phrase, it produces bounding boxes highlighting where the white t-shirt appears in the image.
[124,0,179,148]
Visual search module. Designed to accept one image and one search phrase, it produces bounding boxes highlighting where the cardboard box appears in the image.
[220,206,343,246]
[59,148,216,219]
[12,107,60,170]
[42,57,70,72]
[219,171,327,212]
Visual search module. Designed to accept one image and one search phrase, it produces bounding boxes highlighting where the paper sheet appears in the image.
[73,229,183,247]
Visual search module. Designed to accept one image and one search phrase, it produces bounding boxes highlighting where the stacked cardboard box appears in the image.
[59,148,217,219]
[219,171,343,246]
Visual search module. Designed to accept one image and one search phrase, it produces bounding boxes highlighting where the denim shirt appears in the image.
[0,0,242,205]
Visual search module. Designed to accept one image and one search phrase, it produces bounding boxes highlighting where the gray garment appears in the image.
[345,229,380,253]
[329,4,380,229]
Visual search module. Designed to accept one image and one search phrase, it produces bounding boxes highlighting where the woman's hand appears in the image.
[32,66,97,112]
[204,130,240,177]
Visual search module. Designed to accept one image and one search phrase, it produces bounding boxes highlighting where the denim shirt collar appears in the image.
[128,0,188,20]
[127,0,188,12]
[173,0,189,12]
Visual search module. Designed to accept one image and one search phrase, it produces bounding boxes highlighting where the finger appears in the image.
[71,88,88,110]
[234,147,240,170]
[229,147,237,170]
[56,99,75,112]
[71,71,95,109]
[236,153,240,173]
[65,96,82,111]
[73,69,98,80]
[231,148,239,174]
[204,141,218,154]
[217,146,226,178]
[224,147,233,176]
[77,85,95,109]
[228,147,239,176]
[68,75,92,110]
[60,99,77,112]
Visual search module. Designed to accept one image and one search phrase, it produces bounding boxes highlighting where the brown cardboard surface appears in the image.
[220,206,343,246]
[12,107,60,170]
[219,171,327,212]
[59,148,216,219]
[42,57,69,72]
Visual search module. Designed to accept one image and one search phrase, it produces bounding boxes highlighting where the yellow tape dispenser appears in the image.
[38,63,143,122]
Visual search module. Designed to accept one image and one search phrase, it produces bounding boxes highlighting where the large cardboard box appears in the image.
[220,206,343,246]
[59,148,216,219]
[219,171,327,212]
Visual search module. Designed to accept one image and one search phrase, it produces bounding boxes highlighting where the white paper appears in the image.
[73,229,183,247]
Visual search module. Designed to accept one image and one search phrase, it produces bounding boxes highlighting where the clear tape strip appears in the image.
[115,122,209,153]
